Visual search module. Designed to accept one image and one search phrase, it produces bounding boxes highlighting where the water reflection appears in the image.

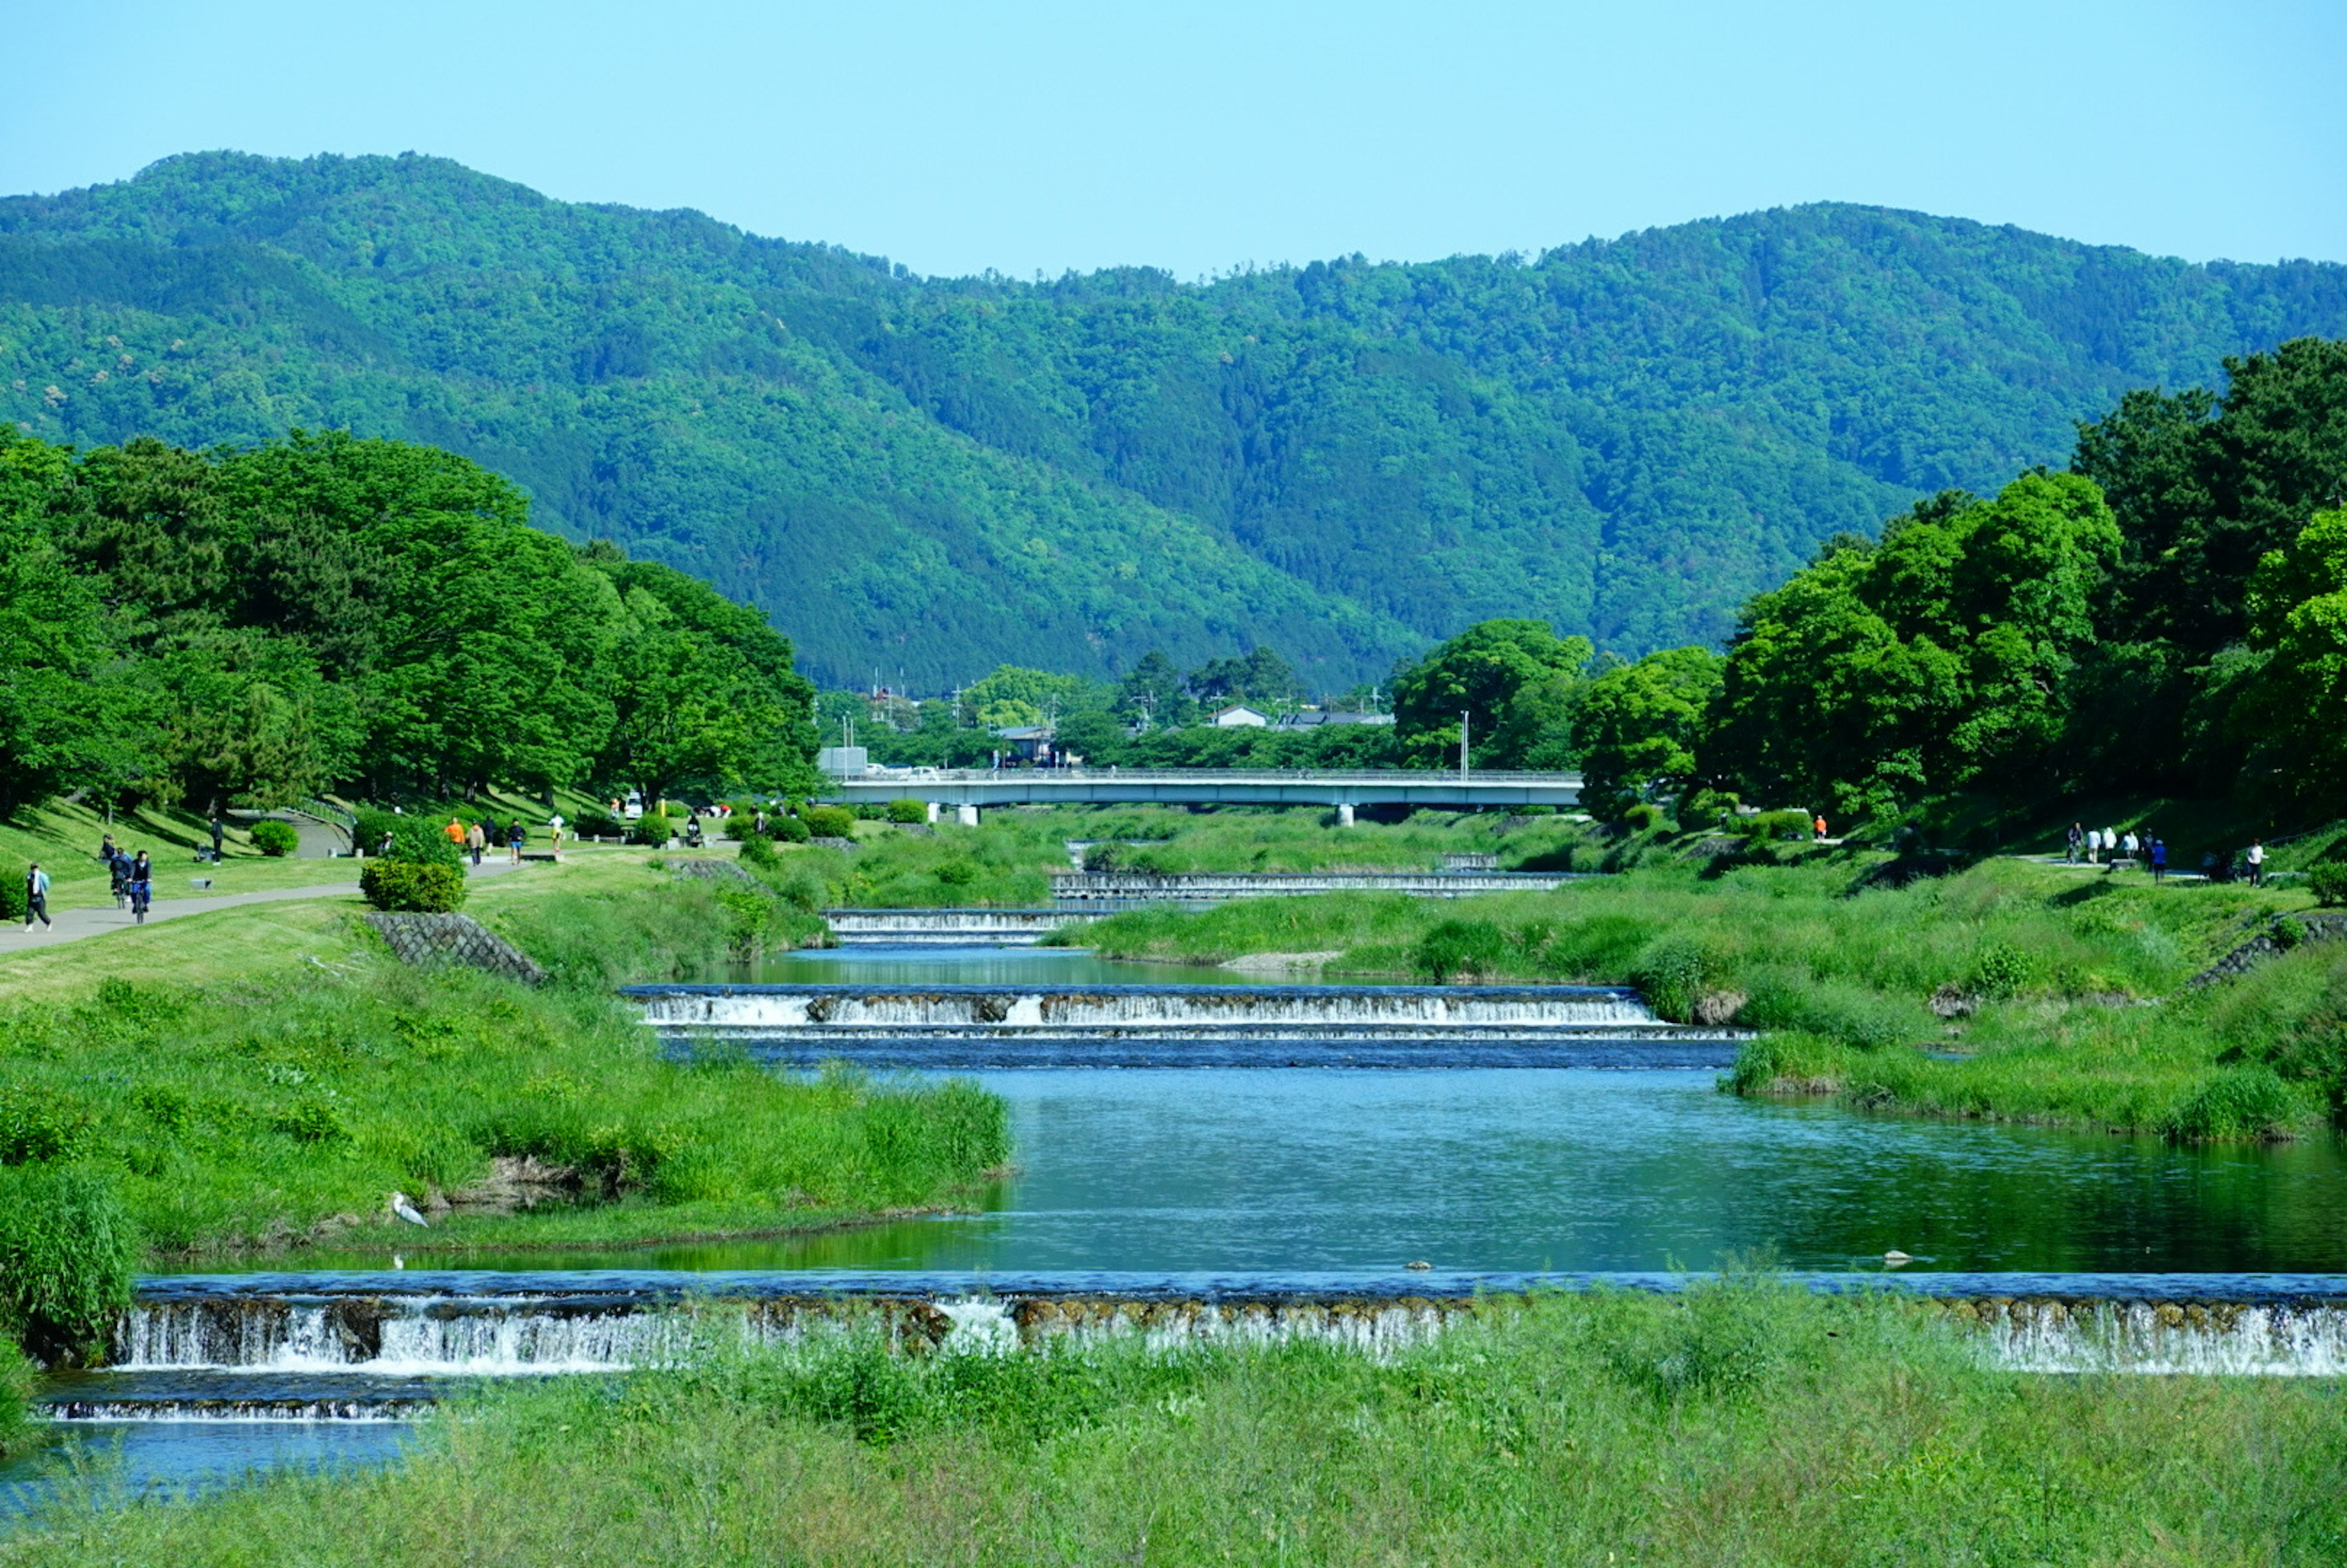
[267,1071,2347,1277]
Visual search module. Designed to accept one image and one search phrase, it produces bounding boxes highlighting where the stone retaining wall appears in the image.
[365,912,546,984]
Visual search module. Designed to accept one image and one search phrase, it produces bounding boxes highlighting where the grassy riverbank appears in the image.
[0,851,1005,1262]
[9,1283,2343,1564]
[1074,849,2345,1139]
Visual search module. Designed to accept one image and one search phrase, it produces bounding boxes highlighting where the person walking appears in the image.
[466,820,485,866]
[2247,838,2268,887]
[21,862,51,931]
[2150,838,2167,884]
[2085,827,2102,865]
[1813,813,1828,842]
[108,846,131,907]
[2121,829,2139,862]
[209,810,226,863]
[548,815,564,859]
[128,851,152,924]
[444,816,467,851]
[508,819,525,864]
[2066,822,2082,864]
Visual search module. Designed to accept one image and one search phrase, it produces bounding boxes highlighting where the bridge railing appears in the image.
[830,768,1582,786]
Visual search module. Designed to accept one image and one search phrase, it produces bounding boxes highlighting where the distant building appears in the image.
[993,725,1055,763]
[1210,705,1271,728]
[817,746,870,775]
[1276,709,1395,729]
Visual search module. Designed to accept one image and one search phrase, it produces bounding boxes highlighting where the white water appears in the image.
[1981,1301,2347,1376]
[636,986,1666,1035]
[116,1294,2347,1377]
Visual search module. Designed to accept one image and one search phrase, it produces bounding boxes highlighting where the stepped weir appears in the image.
[622,982,1739,1067]
[35,1271,2347,1431]
[1048,870,1581,901]
[821,908,1112,946]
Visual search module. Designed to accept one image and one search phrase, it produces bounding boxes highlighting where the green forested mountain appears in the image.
[4,152,2346,688]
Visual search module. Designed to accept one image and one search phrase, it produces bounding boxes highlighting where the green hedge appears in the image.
[886,799,930,824]
[353,808,463,868]
[361,860,468,913]
[2310,861,2347,907]
[0,855,25,923]
[633,811,674,846]
[248,820,300,857]
[803,805,856,839]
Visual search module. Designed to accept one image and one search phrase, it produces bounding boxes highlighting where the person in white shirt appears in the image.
[2247,839,2267,886]
[21,862,50,930]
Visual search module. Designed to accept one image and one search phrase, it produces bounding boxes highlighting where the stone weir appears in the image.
[57,1271,2347,1413]
[822,907,1115,947]
[1049,870,1581,903]
[620,982,1742,1068]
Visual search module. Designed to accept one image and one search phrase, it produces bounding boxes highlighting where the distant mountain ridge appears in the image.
[4,151,2345,688]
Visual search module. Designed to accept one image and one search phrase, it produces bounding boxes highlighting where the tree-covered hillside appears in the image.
[5,152,2345,687]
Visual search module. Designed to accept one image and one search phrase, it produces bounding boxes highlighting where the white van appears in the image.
[623,791,645,821]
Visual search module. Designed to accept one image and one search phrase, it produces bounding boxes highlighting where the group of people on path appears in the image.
[2064,823,2271,885]
[442,813,565,866]
[2066,824,2169,881]
[18,835,155,934]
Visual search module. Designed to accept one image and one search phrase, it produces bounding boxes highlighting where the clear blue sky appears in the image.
[3,0,2340,279]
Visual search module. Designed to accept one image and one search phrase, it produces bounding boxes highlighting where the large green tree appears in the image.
[2237,507,2347,808]
[1391,620,1593,769]
[1708,474,2120,815]
[1570,648,1724,820]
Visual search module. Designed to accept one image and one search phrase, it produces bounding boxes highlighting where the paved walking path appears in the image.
[6,855,539,951]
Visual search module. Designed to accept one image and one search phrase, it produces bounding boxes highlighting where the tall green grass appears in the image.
[0,1166,136,1365]
[11,1284,2345,1564]
[1080,854,2340,1138]
[0,968,1009,1259]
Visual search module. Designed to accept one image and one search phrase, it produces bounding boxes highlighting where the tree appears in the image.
[1115,651,1198,727]
[2237,507,2347,810]
[1571,648,1723,820]
[0,508,143,816]
[1188,647,1303,709]
[1391,620,1592,768]
[587,556,819,803]
[1708,474,2119,816]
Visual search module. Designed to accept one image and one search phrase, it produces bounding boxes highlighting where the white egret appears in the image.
[388,1191,430,1228]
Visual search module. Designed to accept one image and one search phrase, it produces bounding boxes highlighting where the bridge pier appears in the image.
[926,802,942,825]
[956,804,980,827]
[1335,804,1355,827]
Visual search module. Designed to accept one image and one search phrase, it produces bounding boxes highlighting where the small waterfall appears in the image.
[823,909,1111,947]
[116,1297,699,1374]
[1972,1299,2347,1376]
[624,981,1735,1066]
[1049,871,1580,902]
[630,983,1682,1035]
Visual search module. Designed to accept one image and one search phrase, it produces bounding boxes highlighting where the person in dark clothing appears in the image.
[2149,838,2167,884]
[128,852,153,923]
[508,819,525,864]
[23,863,51,930]
[208,811,226,863]
[108,848,131,907]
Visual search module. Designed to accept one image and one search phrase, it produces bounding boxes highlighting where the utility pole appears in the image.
[1460,709,1470,781]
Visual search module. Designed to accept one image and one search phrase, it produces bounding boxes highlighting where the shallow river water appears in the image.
[10,940,2346,1515]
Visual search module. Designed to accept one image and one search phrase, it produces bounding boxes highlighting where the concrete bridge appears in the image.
[818,768,1582,824]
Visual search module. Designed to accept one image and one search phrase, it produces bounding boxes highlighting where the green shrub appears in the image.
[0,854,25,923]
[1746,809,1814,844]
[935,860,978,887]
[575,809,625,840]
[1967,940,2035,997]
[1413,919,1510,982]
[1621,802,1667,833]
[2308,861,2347,907]
[633,811,675,846]
[714,885,780,962]
[804,805,857,839]
[246,819,300,857]
[0,1165,139,1365]
[886,799,931,825]
[353,810,463,868]
[736,833,780,870]
[360,859,468,913]
[0,1082,91,1164]
[1631,933,1722,1023]
[771,813,811,844]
